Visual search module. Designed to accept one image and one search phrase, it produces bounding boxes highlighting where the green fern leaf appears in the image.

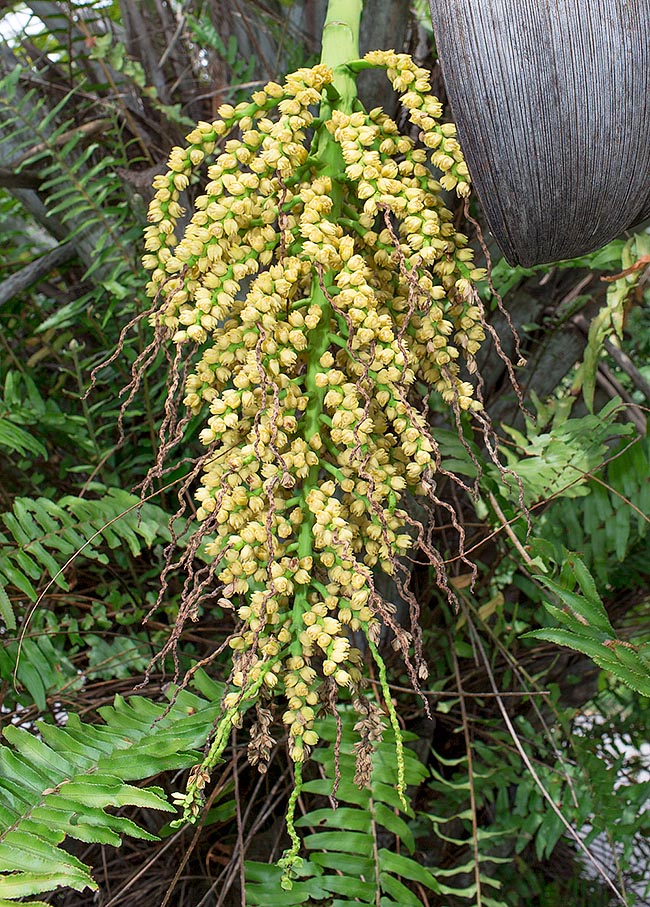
[526,552,650,695]
[0,65,139,293]
[0,679,224,902]
[379,849,440,891]
[244,862,326,905]
[0,420,47,459]
[246,709,438,907]
[373,802,415,852]
[0,899,51,907]
[295,806,371,832]
[303,829,373,857]
[309,850,374,876]
[378,871,424,907]
[540,436,650,583]
[0,588,14,631]
[0,487,175,634]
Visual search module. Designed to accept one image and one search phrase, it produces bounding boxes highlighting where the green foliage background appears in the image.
[0,2,648,905]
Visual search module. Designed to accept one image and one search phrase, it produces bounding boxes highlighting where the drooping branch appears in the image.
[0,242,76,306]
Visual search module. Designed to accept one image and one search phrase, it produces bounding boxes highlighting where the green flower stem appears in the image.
[312,580,332,599]
[311,0,362,206]
[289,1,362,648]
[320,0,363,109]
[290,275,334,654]
[342,59,376,74]
[320,459,347,483]
[200,672,267,774]
[368,639,407,809]
[332,311,351,339]
[279,758,304,889]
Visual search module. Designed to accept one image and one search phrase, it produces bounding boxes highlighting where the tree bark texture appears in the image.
[0,242,75,307]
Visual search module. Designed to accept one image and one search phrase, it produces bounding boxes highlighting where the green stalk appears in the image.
[313,0,363,198]
[279,758,304,889]
[289,0,364,648]
[290,275,333,653]
[369,639,407,809]
[320,0,363,109]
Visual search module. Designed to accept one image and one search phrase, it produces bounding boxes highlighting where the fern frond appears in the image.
[542,435,650,583]
[497,397,632,507]
[0,634,76,710]
[245,710,440,907]
[0,487,172,630]
[0,372,90,456]
[0,66,138,287]
[425,751,513,906]
[0,675,224,903]
[0,419,46,460]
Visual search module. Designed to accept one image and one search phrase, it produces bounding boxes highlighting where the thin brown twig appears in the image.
[488,490,534,565]
[158,762,235,907]
[464,609,628,907]
[103,826,189,907]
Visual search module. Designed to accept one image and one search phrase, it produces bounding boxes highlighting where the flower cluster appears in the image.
[143,51,486,838]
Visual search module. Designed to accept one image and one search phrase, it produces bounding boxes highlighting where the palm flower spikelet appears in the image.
[140,48,486,878]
